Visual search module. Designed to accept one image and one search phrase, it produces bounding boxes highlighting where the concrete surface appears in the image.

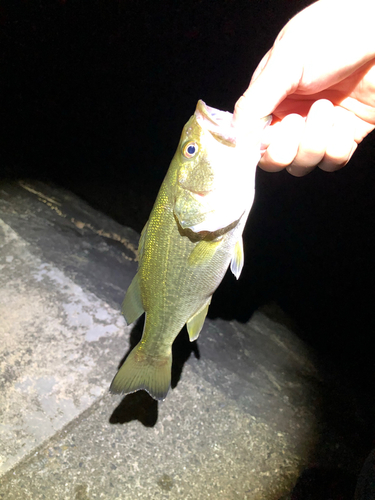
[0,180,367,499]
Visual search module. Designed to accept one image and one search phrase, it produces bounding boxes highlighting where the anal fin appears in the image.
[230,237,244,280]
[186,298,211,341]
[121,273,144,325]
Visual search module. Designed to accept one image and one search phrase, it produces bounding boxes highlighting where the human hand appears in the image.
[233,0,375,176]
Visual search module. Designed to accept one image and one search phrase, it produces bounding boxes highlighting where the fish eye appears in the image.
[182,141,198,159]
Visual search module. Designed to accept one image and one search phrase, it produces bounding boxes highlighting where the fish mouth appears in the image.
[195,100,236,147]
[195,100,232,127]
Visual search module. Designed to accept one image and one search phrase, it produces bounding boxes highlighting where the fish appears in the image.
[110,100,271,401]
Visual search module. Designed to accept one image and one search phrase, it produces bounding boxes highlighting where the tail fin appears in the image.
[110,343,172,401]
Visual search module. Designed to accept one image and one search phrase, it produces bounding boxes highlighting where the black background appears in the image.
[1,1,375,497]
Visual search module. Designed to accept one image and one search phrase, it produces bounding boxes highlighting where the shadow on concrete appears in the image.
[171,329,200,390]
[109,391,159,428]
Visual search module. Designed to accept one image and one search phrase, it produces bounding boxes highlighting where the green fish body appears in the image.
[110,100,270,400]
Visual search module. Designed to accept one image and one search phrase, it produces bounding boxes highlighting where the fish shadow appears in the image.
[109,315,200,427]
[171,326,200,388]
[207,263,265,323]
[109,390,159,427]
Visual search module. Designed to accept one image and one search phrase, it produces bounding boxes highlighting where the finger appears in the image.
[259,114,305,172]
[233,42,303,128]
[287,99,334,176]
[250,49,272,85]
[318,107,357,171]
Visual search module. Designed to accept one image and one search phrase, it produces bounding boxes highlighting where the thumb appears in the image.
[232,41,302,129]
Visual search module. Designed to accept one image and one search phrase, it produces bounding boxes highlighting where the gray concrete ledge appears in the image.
[0,181,365,499]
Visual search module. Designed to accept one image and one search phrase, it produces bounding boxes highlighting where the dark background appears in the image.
[1,1,374,497]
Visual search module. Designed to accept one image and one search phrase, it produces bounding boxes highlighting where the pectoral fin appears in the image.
[121,273,144,325]
[230,238,244,280]
[186,298,211,341]
[188,239,222,267]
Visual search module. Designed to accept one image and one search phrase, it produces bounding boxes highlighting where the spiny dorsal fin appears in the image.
[121,273,144,325]
[230,238,244,280]
[186,298,211,341]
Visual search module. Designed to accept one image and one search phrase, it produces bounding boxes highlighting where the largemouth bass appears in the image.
[110,100,270,400]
